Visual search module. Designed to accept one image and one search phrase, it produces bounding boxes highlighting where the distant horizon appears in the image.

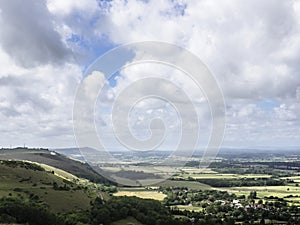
[2,145,300,152]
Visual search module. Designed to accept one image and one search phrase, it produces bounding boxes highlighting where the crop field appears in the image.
[217,185,300,199]
[114,190,167,201]
[155,180,211,190]
[180,168,218,174]
[281,176,300,182]
[113,169,300,205]
[102,165,178,174]
[178,173,272,179]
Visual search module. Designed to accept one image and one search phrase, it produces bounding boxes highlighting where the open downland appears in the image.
[0,161,94,213]
[0,149,110,184]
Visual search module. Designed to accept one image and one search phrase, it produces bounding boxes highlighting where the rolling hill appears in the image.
[0,160,94,213]
[0,148,112,185]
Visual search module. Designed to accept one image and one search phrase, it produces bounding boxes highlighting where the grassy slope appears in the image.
[0,161,94,213]
[0,149,110,184]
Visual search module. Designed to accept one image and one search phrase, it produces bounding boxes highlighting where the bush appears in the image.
[0,197,63,225]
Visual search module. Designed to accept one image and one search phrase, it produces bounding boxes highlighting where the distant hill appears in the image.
[52,147,83,160]
[0,148,113,185]
[53,147,101,161]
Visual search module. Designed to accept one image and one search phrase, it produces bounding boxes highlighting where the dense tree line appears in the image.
[0,197,63,225]
[161,188,237,206]
[1,193,300,225]
[89,196,188,225]
[0,195,192,225]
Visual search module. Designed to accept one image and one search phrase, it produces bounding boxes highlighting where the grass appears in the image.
[155,180,211,190]
[102,165,177,175]
[216,185,300,200]
[37,162,100,188]
[113,167,300,206]
[0,162,93,213]
[124,165,177,173]
[111,175,166,186]
[0,149,108,184]
[280,176,300,183]
[180,168,217,174]
[285,197,300,205]
[178,173,272,179]
[38,163,78,181]
[102,165,179,186]
[114,190,166,201]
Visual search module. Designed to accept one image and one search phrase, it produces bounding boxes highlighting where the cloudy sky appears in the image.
[0,0,300,150]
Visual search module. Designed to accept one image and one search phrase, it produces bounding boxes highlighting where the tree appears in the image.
[248,191,257,199]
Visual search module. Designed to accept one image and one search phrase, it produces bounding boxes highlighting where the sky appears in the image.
[0,0,300,150]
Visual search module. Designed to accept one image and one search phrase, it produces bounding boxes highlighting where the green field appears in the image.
[180,168,218,174]
[114,171,300,205]
[155,179,211,190]
[281,176,300,183]
[216,185,300,203]
[178,173,272,179]
[102,165,178,175]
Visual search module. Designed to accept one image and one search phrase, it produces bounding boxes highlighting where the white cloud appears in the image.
[0,0,72,68]
[88,0,300,147]
[1,0,300,148]
[47,0,98,16]
[0,46,81,147]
